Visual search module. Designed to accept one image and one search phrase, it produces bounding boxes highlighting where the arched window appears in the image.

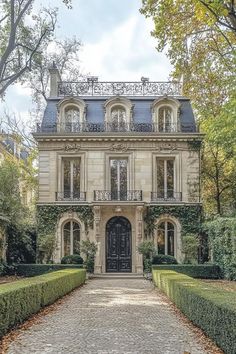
[157,221,175,256]
[63,221,80,256]
[152,98,180,133]
[158,106,173,132]
[111,106,127,131]
[104,97,133,132]
[64,106,80,132]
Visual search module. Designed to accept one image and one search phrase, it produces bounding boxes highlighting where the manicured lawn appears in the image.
[202,279,236,292]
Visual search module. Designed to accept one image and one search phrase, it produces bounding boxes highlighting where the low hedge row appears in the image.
[0,269,86,338]
[152,264,221,279]
[15,264,84,277]
[152,270,236,354]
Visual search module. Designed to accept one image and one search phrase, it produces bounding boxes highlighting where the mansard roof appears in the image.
[41,96,196,131]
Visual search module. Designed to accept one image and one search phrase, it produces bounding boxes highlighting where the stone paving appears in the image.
[7,277,209,354]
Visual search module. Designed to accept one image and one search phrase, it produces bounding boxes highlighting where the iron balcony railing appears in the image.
[151,190,182,202]
[56,191,86,201]
[36,122,197,133]
[94,190,142,201]
[57,80,182,97]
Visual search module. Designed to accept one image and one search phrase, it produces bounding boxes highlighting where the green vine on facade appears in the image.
[144,205,202,238]
[37,205,94,262]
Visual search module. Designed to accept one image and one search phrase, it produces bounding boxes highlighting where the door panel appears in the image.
[106,217,132,272]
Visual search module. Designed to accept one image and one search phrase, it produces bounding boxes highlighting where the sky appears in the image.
[1,0,172,122]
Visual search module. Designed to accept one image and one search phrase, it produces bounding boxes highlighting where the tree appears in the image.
[27,37,84,114]
[0,0,73,97]
[141,0,236,215]
[0,158,24,259]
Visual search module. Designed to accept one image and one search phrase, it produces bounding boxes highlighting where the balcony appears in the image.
[151,190,182,202]
[56,191,86,201]
[94,190,142,202]
[58,79,182,97]
[36,122,197,133]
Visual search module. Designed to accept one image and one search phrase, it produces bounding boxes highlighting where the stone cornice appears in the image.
[33,132,204,143]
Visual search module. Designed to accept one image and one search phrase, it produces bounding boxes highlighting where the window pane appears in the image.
[73,159,80,196]
[63,222,71,256]
[65,107,80,132]
[111,107,126,131]
[64,160,71,197]
[119,160,127,198]
[110,160,118,199]
[167,160,174,198]
[167,222,175,256]
[165,108,172,131]
[157,222,165,254]
[157,159,164,198]
[110,159,127,200]
[73,222,80,254]
[158,108,164,132]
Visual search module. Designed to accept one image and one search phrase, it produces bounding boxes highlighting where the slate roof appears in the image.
[40,96,197,133]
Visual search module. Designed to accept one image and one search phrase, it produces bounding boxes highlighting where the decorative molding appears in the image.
[64,143,81,151]
[109,143,129,152]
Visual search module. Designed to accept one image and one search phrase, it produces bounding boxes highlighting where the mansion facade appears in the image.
[34,67,203,273]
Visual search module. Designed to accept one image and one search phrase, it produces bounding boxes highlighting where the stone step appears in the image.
[92,273,144,279]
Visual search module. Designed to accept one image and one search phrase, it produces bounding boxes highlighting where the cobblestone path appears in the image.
[7,278,208,354]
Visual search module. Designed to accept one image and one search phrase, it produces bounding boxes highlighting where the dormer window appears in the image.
[158,106,173,132]
[65,106,80,132]
[58,98,86,133]
[104,97,133,132]
[111,106,127,131]
[152,97,180,133]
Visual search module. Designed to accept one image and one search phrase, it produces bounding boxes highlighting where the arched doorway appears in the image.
[106,216,132,272]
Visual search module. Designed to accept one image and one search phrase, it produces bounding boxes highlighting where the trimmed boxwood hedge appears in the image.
[0,269,86,338]
[152,264,221,279]
[152,270,236,354]
[15,264,84,277]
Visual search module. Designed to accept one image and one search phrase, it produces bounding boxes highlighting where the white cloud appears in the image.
[80,15,172,81]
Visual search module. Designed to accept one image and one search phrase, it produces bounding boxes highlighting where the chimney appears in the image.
[49,62,61,98]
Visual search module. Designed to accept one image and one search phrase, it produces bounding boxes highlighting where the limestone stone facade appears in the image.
[34,70,203,273]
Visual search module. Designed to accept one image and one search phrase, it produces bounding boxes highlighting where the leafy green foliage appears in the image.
[138,240,155,259]
[80,240,97,273]
[141,0,236,215]
[15,264,83,277]
[37,205,94,262]
[0,269,86,338]
[152,254,178,265]
[152,270,236,354]
[6,224,36,264]
[204,217,236,280]
[144,205,202,236]
[182,234,200,264]
[138,240,156,272]
[152,264,221,279]
[61,254,84,265]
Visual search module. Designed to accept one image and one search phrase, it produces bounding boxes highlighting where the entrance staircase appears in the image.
[92,273,144,279]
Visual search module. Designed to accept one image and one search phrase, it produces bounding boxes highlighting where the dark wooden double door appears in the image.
[106,217,132,272]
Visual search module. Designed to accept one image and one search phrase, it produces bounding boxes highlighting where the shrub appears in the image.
[152,264,221,279]
[15,264,84,277]
[0,269,86,338]
[80,240,97,273]
[152,254,178,265]
[61,254,84,264]
[204,217,236,280]
[182,234,199,264]
[152,270,236,354]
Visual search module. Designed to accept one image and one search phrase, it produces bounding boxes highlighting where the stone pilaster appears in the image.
[93,206,102,273]
[135,205,144,274]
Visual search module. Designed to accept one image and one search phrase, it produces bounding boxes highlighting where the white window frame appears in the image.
[62,220,81,256]
[155,220,176,258]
